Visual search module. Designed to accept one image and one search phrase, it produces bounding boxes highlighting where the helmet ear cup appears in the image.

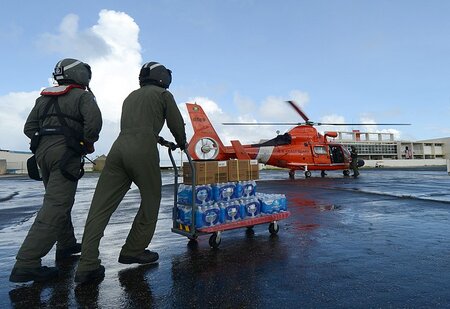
[139,67,150,82]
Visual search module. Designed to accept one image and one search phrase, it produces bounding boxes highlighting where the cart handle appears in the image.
[158,136,197,237]
[158,136,179,150]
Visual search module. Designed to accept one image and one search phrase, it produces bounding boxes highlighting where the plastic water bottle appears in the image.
[195,204,204,228]
[218,202,226,223]
[243,180,256,198]
[257,193,274,214]
[278,194,287,211]
[233,181,243,199]
[177,184,192,205]
[195,184,212,205]
[225,201,240,222]
[213,182,236,202]
[271,195,281,213]
[244,197,260,218]
[202,203,220,227]
[177,204,192,224]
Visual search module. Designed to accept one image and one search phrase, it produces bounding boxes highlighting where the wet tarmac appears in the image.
[1,167,450,308]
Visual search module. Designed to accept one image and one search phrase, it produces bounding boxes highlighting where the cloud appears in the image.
[0,91,40,151]
[177,93,312,149]
[255,90,310,123]
[359,115,402,139]
[88,10,142,125]
[38,14,110,59]
[2,10,142,155]
[38,9,142,125]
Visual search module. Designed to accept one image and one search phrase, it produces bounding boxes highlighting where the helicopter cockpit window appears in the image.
[314,146,328,155]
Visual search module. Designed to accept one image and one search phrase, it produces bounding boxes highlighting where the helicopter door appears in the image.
[330,145,344,163]
[312,145,330,165]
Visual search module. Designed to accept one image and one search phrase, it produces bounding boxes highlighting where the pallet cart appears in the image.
[159,138,291,248]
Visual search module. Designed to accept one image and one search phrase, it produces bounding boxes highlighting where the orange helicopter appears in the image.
[186,101,409,179]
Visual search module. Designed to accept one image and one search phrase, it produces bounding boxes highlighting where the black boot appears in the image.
[74,265,105,284]
[56,243,82,261]
[9,266,59,283]
[118,250,159,265]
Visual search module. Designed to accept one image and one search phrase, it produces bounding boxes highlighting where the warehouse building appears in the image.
[0,149,32,175]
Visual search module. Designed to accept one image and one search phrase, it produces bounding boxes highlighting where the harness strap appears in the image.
[34,96,85,182]
[51,98,85,181]
[40,112,83,124]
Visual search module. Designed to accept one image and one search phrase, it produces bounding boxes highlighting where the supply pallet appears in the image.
[160,138,290,248]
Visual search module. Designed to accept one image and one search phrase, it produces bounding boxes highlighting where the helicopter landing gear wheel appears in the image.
[305,171,312,178]
[321,170,327,177]
[209,232,221,249]
[343,170,350,177]
[269,222,279,235]
[289,170,295,180]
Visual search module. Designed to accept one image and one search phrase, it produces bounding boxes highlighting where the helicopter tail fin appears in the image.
[186,103,227,160]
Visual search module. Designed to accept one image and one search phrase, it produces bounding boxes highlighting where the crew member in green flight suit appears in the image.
[350,146,360,178]
[10,58,102,283]
[75,61,186,284]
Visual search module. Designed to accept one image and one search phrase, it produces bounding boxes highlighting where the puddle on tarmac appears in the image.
[288,195,340,212]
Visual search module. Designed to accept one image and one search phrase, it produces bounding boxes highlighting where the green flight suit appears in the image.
[350,148,360,177]
[77,84,186,272]
[14,87,102,269]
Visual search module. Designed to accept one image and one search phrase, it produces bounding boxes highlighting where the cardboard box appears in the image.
[228,159,259,181]
[183,161,228,185]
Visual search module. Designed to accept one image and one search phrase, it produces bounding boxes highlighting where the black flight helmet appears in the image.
[53,58,92,87]
[139,61,172,88]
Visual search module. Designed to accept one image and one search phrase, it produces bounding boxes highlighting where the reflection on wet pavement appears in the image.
[1,167,450,307]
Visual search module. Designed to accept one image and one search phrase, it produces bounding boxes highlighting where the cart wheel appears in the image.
[187,239,199,250]
[188,235,198,241]
[305,171,312,178]
[209,232,221,249]
[343,170,350,176]
[245,226,255,236]
[269,222,280,235]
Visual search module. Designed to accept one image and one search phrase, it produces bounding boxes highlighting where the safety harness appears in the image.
[29,85,87,181]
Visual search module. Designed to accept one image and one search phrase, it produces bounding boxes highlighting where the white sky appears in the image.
[1,2,450,164]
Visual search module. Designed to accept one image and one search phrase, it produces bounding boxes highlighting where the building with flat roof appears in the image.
[332,130,448,161]
[0,149,32,174]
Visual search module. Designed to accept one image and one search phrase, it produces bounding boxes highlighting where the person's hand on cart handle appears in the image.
[158,136,178,150]
[179,142,188,151]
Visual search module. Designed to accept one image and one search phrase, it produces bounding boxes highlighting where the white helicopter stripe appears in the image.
[256,146,274,164]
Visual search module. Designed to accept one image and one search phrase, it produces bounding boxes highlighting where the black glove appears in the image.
[179,142,188,151]
[84,142,95,154]
[169,142,178,150]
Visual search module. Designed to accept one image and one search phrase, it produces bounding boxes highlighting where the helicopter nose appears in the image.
[357,159,365,167]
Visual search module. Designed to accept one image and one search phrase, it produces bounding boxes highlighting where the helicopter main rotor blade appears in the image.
[222,122,411,126]
[316,123,411,126]
[286,100,310,122]
[222,122,306,126]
